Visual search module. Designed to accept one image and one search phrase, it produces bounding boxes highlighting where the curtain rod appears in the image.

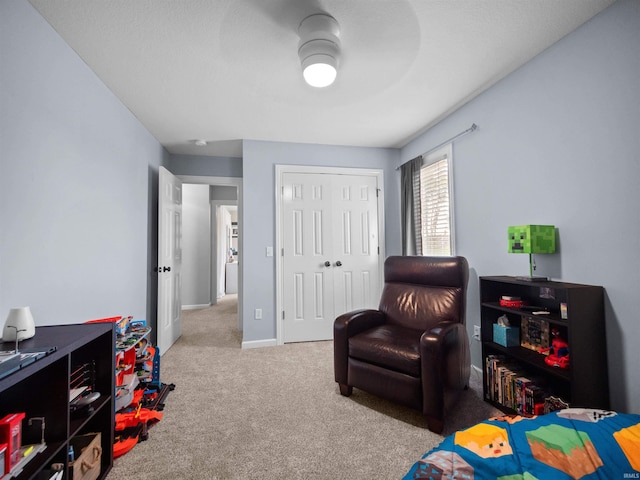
[396,123,478,170]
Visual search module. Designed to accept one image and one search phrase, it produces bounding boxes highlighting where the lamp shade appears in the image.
[3,306,36,342]
[508,225,556,254]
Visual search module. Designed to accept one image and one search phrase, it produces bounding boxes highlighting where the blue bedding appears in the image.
[403,409,640,479]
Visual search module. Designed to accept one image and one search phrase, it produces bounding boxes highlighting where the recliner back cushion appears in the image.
[378,256,468,330]
[379,283,464,330]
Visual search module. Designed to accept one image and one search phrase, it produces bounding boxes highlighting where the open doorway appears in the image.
[179,175,242,333]
[215,205,238,299]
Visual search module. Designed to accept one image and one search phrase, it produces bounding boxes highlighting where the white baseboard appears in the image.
[241,338,277,349]
[470,364,483,384]
[181,303,211,311]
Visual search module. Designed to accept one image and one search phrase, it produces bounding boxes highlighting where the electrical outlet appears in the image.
[255,308,262,320]
[473,325,481,340]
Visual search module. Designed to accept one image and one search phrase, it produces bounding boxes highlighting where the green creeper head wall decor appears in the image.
[508,225,556,254]
[508,225,556,279]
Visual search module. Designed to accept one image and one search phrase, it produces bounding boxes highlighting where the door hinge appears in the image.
[376,188,381,197]
[282,311,285,320]
[378,246,380,255]
[281,248,284,256]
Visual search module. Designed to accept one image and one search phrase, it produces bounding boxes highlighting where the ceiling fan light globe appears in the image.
[302,57,337,88]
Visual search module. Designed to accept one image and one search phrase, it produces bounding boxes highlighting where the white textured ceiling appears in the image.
[28,0,614,158]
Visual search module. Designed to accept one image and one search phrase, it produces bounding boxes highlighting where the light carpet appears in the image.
[106,294,501,479]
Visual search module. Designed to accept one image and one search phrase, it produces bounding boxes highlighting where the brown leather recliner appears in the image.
[334,255,470,433]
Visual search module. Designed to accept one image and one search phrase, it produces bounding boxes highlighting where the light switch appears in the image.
[266,247,273,257]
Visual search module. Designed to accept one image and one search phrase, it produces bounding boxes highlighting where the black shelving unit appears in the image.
[480,276,609,413]
[0,323,114,479]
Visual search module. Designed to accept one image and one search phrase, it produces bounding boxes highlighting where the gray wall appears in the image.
[0,0,167,327]
[402,0,640,413]
[181,184,211,307]
[170,154,242,178]
[241,140,401,343]
[211,186,238,201]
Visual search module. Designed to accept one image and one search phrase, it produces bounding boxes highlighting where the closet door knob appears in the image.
[324,261,331,267]
[335,261,342,267]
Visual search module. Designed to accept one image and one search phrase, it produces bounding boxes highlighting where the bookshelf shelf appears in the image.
[484,341,571,381]
[480,276,609,414]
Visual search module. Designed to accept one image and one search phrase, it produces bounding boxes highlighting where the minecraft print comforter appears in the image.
[403,409,640,479]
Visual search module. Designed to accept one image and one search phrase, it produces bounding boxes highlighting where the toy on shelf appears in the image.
[0,413,47,478]
[115,319,156,411]
[69,360,103,419]
[113,381,174,458]
[86,315,174,459]
[499,295,526,308]
[540,328,570,369]
[86,315,157,409]
[0,412,25,474]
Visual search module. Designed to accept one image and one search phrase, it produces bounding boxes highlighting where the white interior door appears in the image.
[281,172,381,343]
[157,166,182,355]
[331,174,380,315]
[282,173,335,342]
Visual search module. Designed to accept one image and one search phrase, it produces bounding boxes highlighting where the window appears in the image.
[419,144,455,255]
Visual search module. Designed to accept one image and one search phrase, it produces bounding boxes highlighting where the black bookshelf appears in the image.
[480,276,609,413]
[0,323,114,479]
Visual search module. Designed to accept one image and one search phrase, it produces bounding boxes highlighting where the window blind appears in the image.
[420,156,451,256]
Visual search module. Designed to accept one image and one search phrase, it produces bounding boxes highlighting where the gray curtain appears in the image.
[400,155,422,256]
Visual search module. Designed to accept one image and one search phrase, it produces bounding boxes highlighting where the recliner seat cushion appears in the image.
[348,324,423,377]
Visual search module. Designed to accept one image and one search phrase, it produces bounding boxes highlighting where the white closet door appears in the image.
[330,174,380,317]
[281,172,380,343]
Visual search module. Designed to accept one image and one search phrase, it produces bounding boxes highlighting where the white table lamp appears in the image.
[3,306,36,342]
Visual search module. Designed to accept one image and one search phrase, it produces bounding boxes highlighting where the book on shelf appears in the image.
[515,376,532,414]
[484,355,567,414]
[527,385,548,414]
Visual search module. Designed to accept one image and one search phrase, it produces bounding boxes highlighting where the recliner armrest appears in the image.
[334,309,386,385]
[420,321,468,369]
[334,309,386,339]
[419,321,470,419]
[420,321,460,349]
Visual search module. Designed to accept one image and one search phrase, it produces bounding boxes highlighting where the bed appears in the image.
[403,408,640,479]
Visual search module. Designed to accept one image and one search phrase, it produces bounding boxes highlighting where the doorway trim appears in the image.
[211,202,238,302]
[179,175,243,332]
[274,165,385,345]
